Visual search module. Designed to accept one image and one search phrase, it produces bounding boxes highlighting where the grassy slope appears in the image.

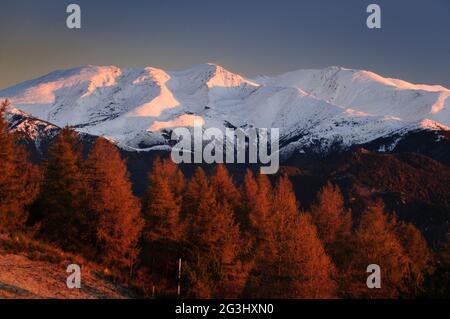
[0,234,134,299]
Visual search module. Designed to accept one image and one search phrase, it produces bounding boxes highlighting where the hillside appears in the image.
[0,236,134,299]
[285,148,450,245]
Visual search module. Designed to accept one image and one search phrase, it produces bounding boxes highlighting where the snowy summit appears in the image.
[1,64,449,155]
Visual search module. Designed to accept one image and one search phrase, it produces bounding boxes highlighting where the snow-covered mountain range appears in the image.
[1,63,449,157]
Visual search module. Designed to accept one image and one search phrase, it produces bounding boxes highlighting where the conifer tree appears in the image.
[144,176,181,241]
[182,167,211,219]
[184,168,245,298]
[310,182,352,269]
[252,174,273,234]
[182,167,214,298]
[347,204,410,298]
[85,137,144,273]
[247,175,336,298]
[140,158,186,296]
[272,175,298,221]
[208,202,247,298]
[241,170,273,240]
[240,169,258,231]
[184,167,223,254]
[37,127,88,251]
[151,157,186,204]
[395,220,433,297]
[0,100,40,231]
[310,183,352,248]
[143,158,184,242]
[210,164,241,210]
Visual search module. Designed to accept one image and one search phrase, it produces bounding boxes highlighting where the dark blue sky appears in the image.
[1,0,449,88]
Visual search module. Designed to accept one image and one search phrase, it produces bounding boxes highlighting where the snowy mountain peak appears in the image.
[259,66,450,122]
[170,63,259,89]
[1,64,449,154]
[137,67,171,85]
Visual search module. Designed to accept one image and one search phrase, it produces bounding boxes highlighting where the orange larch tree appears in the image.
[309,182,353,292]
[85,137,144,274]
[310,182,352,257]
[240,169,258,231]
[140,158,186,296]
[0,100,40,231]
[247,175,336,298]
[210,164,241,211]
[346,204,410,298]
[183,167,245,298]
[37,127,89,251]
[159,157,186,204]
[241,170,273,244]
[394,220,433,297]
[143,158,184,242]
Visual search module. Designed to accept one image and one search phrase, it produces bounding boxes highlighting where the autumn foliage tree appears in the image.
[310,182,352,258]
[241,170,273,245]
[309,182,353,293]
[158,157,186,203]
[394,220,433,297]
[346,204,410,298]
[0,100,40,231]
[140,157,186,295]
[239,170,258,231]
[184,168,246,298]
[36,127,89,251]
[85,137,144,274]
[210,164,241,210]
[252,174,273,235]
[247,175,336,298]
[143,158,184,242]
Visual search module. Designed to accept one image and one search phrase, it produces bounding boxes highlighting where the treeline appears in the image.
[0,100,449,298]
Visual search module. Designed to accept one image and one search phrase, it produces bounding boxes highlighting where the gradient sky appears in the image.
[1,0,449,89]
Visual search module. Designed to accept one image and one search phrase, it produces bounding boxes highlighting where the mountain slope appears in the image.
[1,64,449,155]
[283,148,450,244]
[331,150,450,244]
[0,252,130,299]
[0,234,134,299]
[4,106,60,153]
[255,66,450,122]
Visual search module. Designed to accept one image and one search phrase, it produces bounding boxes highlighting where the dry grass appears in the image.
[0,232,135,299]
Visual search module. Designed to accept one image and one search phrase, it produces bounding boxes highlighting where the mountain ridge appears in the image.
[1,64,449,156]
